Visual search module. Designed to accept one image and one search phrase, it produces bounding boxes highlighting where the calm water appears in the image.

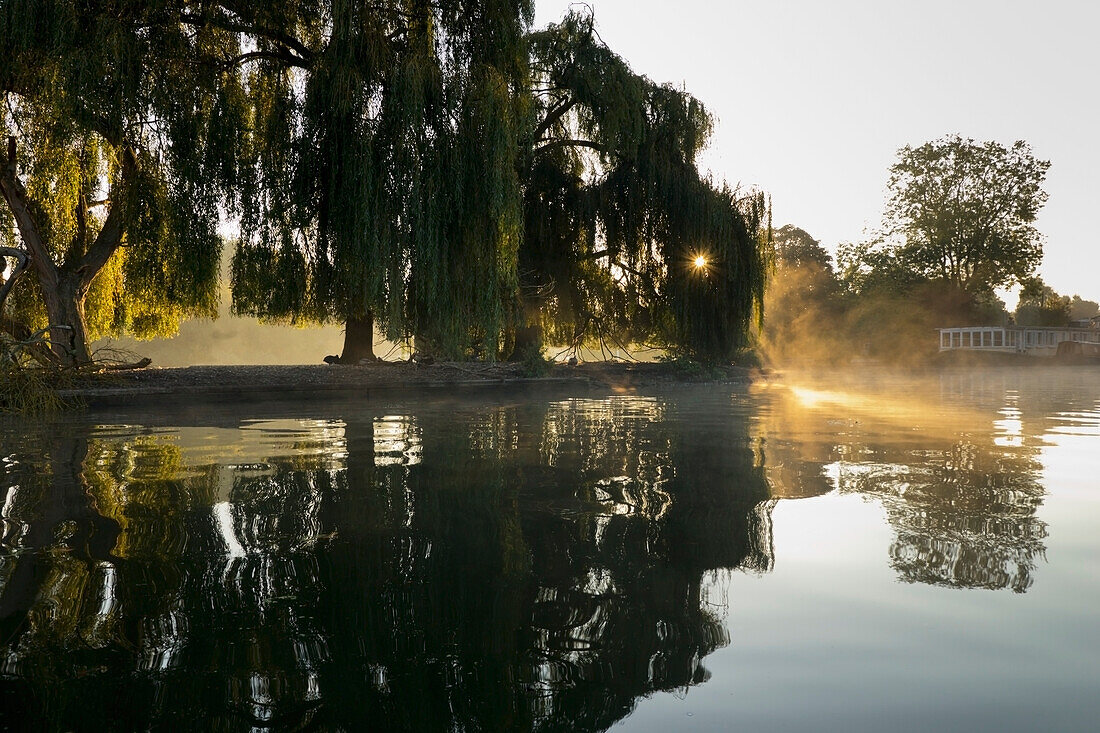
[1,368,1098,732]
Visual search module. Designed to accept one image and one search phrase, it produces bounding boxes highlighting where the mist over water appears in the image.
[1,368,1097,731]
[95,308,345,367]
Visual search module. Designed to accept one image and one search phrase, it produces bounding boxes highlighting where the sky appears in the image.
[533,0,1100,302]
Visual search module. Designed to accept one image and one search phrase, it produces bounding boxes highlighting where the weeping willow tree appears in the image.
[229,4,766,363]
[0,1,533,366]
[2,2,766,367]
[0,1,248,366]
[227,0,532,362]
[518,10,769,362]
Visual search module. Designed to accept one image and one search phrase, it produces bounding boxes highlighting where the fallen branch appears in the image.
[1,324,65,367]
[100,357,152,372]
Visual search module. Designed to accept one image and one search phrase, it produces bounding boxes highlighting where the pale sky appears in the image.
[534,0,1100,301]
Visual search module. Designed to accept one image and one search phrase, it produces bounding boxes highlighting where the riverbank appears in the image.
[58,361,762,409]
[931,349,1100,366]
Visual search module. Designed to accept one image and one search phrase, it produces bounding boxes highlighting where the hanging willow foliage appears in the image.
[4,2,767,366]
[229,3,765,363]
[226,0,533,360]
[520,9,770,362]
[1,0,249,365]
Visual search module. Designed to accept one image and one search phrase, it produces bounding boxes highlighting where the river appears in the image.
[0,367,1097,731]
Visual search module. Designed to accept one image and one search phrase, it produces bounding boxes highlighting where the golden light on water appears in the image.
[788,386,862,410]
[785,383,943,424]
[774,380,995,437]
[693,255,707,269]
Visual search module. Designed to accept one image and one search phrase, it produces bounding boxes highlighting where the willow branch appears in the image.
[0,246,29,310]
[179,11,313,64]
[1,138,57,286]
[533,138,605,156]
[533,97,576,142]
[219,49,309,70]
[78,147,138,290]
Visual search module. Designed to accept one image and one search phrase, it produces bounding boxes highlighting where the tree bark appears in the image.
[1,139,132,366]
[1,143,57,288]
[507,324,543,361]
[507,296,544,361]
[340,312,377,364]
[41,273,93,365]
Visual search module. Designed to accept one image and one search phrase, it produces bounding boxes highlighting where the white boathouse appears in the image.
[938,326,1100,357]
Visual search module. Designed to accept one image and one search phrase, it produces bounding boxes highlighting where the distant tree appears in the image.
[1015,276,1070,327]
[828,134,1044,350]
[1068,295,1099,322]
[881,135,1049,298]
[773,225,832,271]
[835,238,924,297]
[835,234,1010,363]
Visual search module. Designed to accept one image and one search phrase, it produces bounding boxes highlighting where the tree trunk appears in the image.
[506,296,544,361]
[507,324,543,361]
[40,273,93,366]
[340,312,377,364]
[2,139,132,368]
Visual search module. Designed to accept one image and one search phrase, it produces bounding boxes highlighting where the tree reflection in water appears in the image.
[0,377,1061,728]
[0,395,771,731]
[758,374,1049,594]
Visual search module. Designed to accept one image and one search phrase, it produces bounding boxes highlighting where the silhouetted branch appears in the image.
[0,246,29,311]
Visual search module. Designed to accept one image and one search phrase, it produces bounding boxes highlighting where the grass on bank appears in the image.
[0,366,73,415]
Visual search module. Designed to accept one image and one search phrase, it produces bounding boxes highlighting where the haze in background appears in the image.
[535,0,1098,302]
[99,278,344,366]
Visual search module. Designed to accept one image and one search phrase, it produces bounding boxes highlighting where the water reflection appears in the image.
[0,395,770,730]
[0,372,1085,729]
[758,372,1049,593]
